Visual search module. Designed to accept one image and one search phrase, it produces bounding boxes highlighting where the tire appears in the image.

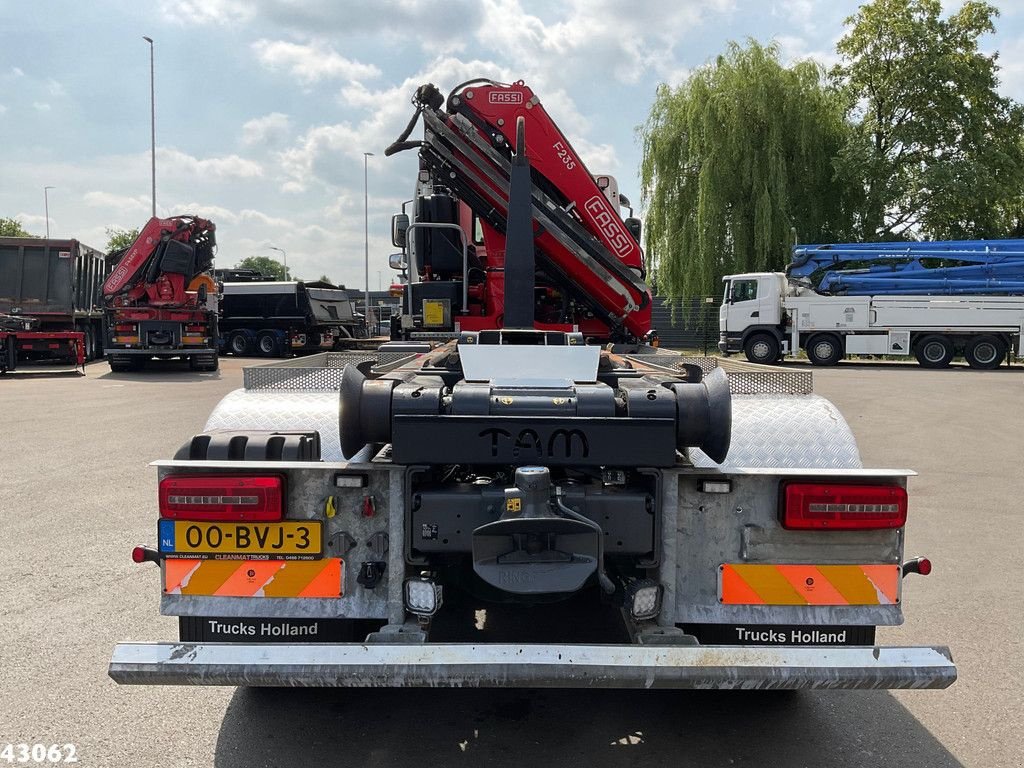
[189,354,219,372]
[229,331,253,356]
[83,327,95,361]
[805,334,843,366]
[256,331,281,357]
[109,354,145,373]
[964,335,1005,370]
[914,334,954,368]
[743,333,780,365]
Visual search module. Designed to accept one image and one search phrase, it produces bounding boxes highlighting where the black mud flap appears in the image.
[472,516,599,595]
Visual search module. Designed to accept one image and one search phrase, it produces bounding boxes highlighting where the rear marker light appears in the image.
[334,473,368,488]
[782,483,907,530]
[132,546,160,564]
[701,480,732,494]
[159,475,284,521]
[902,557,932,576]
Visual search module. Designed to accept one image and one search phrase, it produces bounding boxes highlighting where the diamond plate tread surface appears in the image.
[690,394,862,469]
[203,389,370,462]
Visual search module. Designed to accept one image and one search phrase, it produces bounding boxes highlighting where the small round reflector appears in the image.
[918,558,932,576]
[131,546,147,564]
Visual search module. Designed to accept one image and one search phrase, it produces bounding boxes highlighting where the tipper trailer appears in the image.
[0,237,107,369]
[110,80,954,692]
[219,280,362,357]
[721,240,1024,368]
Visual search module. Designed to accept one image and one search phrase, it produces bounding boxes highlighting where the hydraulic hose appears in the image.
[554,494,616,595]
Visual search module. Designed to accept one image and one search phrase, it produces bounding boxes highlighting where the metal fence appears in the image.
[650,296,719,352]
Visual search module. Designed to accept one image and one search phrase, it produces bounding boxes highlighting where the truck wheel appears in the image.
[257,331,281,357]
[189,354,219,372]
[109,355,144,373]
[229,331,253,356]
[914,334,954,368]
[83,327,95,361]
[964,335,1005,370]
[806,334,843,366]
[743,333,780,365]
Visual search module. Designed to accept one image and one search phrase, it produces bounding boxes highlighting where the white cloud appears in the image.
[83,191,151,214]
[221,0,483,46]
[994,36,1024,101]
[241,112,291,147]
[0,104,7,114]
[277,56,512,192]
[158,0,253,24]
[252,39,381,84]
[572,138,620,175]
[173,202,240,223]
[32,102,50,112]
[46,78,65,97]
[11,67,24,77]
[14,213,48,230]
[156,148,263,180]
[476,0,736,87]
[775,35,841,69]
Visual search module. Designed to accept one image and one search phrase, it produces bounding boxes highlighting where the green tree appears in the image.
[236,255,286,280]
[317,274,333,284]
[640,41,860,300]
[105,227,140,255]
[833,0,1024,239]
[0,217,38,237]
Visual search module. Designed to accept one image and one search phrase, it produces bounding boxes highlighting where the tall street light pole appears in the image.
[268,246,288,280]
[143,36,156,218]
[44,186,55,239]
[364,151,374,333]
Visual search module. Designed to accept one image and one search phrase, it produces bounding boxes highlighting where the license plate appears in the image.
[158,520,322,559]
[719,563,900,606]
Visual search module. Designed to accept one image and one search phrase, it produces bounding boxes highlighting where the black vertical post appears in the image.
[503,117,536,329]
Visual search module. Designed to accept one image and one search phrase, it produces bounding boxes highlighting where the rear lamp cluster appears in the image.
[158,475,284,521]
[782,483,907,530]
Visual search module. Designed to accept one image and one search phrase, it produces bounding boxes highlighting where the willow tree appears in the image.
[640,41,858,299]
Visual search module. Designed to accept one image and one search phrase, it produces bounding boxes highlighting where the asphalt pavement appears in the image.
[1,355,1020,767]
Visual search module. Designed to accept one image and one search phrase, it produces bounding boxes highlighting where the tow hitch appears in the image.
[472,466,613,595]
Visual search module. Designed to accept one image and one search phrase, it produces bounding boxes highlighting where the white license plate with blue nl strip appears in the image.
[158,519,322,559]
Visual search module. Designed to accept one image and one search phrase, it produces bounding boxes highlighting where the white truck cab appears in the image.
[718,273,788,363]
[719,271,1024,368]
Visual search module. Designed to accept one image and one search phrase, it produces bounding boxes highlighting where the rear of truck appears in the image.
[0,237,105,368]
[103,216,220,373]
[110,344,954,690]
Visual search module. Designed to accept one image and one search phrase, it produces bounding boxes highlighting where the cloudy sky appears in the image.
[2,0,1022,287]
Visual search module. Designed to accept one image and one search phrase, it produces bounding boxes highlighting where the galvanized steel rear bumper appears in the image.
[109,642,956,689]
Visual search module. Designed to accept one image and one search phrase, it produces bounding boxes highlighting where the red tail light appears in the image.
[158,475,284,521]
[114,324,137,332]
[781,483,907,530]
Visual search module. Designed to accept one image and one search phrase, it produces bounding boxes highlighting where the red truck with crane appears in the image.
[384,80,651,342]
[110,79,954,692]
[102,215,219,372]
